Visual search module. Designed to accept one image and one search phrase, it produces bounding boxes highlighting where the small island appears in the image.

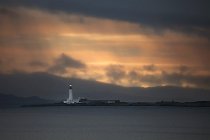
[22,83,210,107]
[22,99,210,107]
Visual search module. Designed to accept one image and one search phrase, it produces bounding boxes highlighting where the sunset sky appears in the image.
[0,0,210,90]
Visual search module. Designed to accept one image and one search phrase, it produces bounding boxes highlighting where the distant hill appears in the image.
[0,72,210,102]
[0,93,54,108]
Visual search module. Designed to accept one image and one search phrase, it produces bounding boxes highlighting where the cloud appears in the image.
[1,0,210,36]
[106,65,126,84]
[104,64,210,89]
[142,64,158,72]
[28,61,48,67]
[49,53,86,74]
[161,71,210,89]
[0,6,209,90]
[0,6,145,39]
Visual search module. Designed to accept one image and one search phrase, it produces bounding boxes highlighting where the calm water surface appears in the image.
[0,106,210,140]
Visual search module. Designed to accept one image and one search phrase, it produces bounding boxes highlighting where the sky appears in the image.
[0,0,210,90]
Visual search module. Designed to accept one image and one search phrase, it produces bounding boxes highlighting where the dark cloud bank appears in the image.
[0,72,210,102]
[0,0,210,36]
[105,65,210,89]
[48,53,86,73]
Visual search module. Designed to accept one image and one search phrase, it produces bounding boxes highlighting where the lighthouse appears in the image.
[63,84,74,104]
[68,84,73,102]
[64,83,80,104]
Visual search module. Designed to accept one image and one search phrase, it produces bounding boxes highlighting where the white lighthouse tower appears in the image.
[64,83,80,104]
[64,84,74,104]
[68,84,73,102]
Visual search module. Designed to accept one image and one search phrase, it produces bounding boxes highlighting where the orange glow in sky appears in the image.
[0,7,210,89]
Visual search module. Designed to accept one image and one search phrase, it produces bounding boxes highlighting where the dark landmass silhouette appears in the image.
[0,93,210,108]
[0,72,210,102]
[0,93,54,108]
[22,100,210,107]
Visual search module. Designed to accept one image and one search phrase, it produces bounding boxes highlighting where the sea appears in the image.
[0,106,210,140]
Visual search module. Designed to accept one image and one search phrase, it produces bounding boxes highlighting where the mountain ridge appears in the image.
[0,93,54,108]
[0,72,210,102]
